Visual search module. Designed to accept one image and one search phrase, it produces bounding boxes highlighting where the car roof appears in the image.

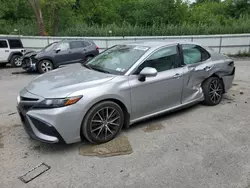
[0,37,21,40]
[124,41,201,49]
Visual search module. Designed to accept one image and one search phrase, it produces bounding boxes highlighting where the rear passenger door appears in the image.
[69,41,85,62]
[180,44,212,104]
[0,40,9,62]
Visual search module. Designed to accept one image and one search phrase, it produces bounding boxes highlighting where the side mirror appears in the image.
[138,67,157,81]
[55,48,61,53]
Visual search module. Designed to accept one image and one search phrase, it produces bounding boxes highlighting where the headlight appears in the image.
[35,95,82,108]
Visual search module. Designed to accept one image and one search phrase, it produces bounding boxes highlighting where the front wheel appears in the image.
[202,77,223,106]
[37,60,53,74]
[82,101,124,144]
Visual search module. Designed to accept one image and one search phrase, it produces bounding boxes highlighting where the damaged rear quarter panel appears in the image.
[181,56,234,104]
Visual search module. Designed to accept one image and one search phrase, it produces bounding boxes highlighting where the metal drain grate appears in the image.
[19,163,50,183]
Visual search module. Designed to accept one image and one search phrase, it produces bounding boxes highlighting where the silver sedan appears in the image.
[17,41,235,144]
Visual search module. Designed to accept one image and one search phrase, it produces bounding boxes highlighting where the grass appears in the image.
[1,17,250,36]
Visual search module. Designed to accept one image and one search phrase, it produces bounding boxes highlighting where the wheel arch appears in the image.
[203,73,225,93]
[8,51,23,62]
[80,97,131,140]
[37,58,54,68]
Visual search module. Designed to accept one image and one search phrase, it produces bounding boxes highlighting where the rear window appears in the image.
[0,40,8,48]
[8,39,23,49]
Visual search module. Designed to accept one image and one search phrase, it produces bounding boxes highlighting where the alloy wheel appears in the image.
[90,107,121,141]
[14,57,22,66]
[209,79,223,104]
[41,61,52,72]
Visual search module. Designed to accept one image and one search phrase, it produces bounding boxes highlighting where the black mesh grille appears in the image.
[29,117,56,136]
[20,97,38,101]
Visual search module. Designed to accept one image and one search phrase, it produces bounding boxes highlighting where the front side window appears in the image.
[86,45,149,75]
[57,42,70,51]
[136,45,180,73]
[182,44,210,65]
[43,42,58,52]
[0,40,8,48]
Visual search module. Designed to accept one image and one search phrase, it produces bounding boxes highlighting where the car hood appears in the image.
[25,64,114,98]
[23,50,38,58]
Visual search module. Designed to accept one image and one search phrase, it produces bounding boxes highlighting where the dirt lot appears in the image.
[0,59,250,188]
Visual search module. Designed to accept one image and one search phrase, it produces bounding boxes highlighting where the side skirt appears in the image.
[129,96,204,126]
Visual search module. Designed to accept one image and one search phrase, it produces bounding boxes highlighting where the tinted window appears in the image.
[0,40,8,48]
[136,46,180,73]
[43,42,58,52]
[86,45,149,75]
[57,42,70,51]
[82,41,91,47]
[8,39,23,49]
[182,44,210,65]
[70,41,83,49]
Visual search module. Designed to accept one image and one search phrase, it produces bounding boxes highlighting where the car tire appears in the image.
[202,77,223,106]
[37,60,54,74]
[0,63,7,67]
[10,55,22,67]
[82,101,124,144]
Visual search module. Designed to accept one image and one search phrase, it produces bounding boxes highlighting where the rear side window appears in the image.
[8,39,23,49]
[0,40,8,48]
[70,41,83,49]
[82,41,91,47]
[182,44,210,65]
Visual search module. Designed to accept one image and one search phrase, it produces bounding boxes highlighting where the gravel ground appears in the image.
[0,60,250,188]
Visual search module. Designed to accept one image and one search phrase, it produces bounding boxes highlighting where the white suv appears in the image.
[0,38,25,67]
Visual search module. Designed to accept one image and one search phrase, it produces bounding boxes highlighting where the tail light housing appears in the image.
[96,46,99,52]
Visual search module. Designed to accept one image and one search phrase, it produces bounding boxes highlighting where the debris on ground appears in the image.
[18,163,50,183]
[142,123,164,133]
[79,135,133,157]
[240,91,244,95]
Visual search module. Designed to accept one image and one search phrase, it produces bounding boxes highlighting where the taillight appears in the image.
[96,46,99,51]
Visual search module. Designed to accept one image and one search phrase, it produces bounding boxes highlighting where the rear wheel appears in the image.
[10,55,22,67]
[202,77,223,106]
[37,60,53,74]
[82,101,124,144]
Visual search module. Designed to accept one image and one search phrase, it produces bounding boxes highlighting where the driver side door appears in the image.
[54,41,75,65]
[129,45,184,120]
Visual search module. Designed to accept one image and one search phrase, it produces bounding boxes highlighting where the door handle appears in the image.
[5,50,9,52]
[204,66,212,71]
[173,73,182,78]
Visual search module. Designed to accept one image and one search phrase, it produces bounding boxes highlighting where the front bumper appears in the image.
[17,89,87,144]
[21,57,37,71]
[17,107,62,143]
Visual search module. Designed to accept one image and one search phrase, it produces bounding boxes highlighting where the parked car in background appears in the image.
[21,40,99,73]
[0,37,25,67]
[17,41,235,145]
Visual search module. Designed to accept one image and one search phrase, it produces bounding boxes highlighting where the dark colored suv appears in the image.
[22,39,99,73]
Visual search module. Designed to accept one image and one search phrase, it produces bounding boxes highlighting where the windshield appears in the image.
[85,45,149,75]
[43,42,58,52]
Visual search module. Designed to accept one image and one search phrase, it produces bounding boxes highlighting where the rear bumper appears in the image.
[222,67,235,92]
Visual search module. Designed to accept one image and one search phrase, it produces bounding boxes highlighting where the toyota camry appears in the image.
[17,41,235,144]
